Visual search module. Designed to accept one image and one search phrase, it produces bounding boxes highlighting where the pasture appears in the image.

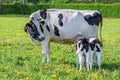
[0,15,120,80]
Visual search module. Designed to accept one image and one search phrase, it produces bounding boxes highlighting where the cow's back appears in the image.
[46,9,98,42]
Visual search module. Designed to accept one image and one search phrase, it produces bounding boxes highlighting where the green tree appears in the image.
[22,0,28,4]
[0,0,2,13]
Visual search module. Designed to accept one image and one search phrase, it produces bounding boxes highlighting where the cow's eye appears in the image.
[40,21,45,26]
[28,29,34,35]
[31,17,34,20]
[32,28,37,32]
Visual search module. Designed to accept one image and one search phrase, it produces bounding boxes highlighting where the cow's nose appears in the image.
[41,37,45,40]
[38,36,45,41]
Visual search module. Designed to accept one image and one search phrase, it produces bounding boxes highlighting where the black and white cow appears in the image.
[24,9,102,63]
[76,37,102,71]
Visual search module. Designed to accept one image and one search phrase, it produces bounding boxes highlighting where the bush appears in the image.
[1,3,120,17]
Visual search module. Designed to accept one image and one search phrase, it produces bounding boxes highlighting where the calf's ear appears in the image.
[24,23,31,32]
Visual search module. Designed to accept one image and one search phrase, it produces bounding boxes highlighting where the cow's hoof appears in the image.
[42,60,47,63]
[42,56,47,63]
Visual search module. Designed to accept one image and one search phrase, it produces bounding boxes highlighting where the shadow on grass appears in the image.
[59,60,77,67]
[60,60,120,71]
[101,62,120,70]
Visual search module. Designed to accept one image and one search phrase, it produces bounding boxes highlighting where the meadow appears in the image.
[0,15,120,80]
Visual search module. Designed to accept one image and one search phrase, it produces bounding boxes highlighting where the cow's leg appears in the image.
[41,40,50,63]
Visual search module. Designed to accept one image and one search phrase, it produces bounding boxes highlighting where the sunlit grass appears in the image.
[0,16,120,80]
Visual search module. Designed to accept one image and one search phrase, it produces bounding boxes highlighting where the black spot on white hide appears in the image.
[40,9,47,19]
[58,13,63,27]
[84,12,102,26]
[54,25,60,36]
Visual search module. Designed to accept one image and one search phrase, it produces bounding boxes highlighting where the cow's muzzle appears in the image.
[38,36,45,41]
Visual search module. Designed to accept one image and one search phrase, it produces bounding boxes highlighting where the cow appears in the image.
[24,9,102,63]
[76,37,102,71]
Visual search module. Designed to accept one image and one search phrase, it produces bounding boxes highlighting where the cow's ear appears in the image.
[24,23,31,32]
[40,9,47,19]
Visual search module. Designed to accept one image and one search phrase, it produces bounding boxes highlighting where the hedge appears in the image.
[1,3,120,18]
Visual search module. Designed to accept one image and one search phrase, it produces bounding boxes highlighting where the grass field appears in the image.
[0,15,120,80]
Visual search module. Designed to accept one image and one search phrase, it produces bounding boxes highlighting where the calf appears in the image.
[76,37,92,71]
[89,38,102,70]
[76,37,102,71]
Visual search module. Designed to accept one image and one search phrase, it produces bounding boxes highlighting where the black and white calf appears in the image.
[76,37,90,71]
[76,38,102,71]
[24,9,102,63]
[89,38,103,70]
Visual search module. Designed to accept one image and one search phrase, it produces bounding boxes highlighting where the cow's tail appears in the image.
[99,14,103,47]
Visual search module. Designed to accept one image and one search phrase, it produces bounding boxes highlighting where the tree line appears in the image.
[1,0,120,4]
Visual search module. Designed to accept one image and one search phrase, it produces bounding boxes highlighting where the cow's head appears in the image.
[24,19,45,42]
[24,9,47,42]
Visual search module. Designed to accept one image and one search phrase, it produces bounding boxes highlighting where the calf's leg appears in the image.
[86,53,90,71]
[90,51,94,70]
[78,53,83,70]
[96,52,101,70]
[76,55,79,68]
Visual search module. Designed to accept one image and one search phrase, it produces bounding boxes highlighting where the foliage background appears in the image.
[0,3,120,18]
[0,0,120,18]
[1,0,120,4]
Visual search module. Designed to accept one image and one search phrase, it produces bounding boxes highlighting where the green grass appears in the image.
[0,15,120,80]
